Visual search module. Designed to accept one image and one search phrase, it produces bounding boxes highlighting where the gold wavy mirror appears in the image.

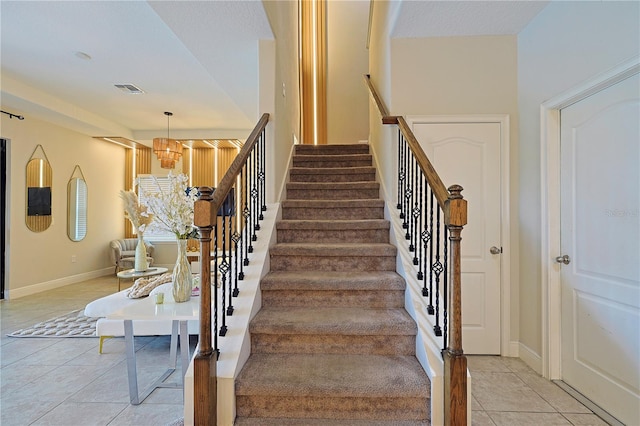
[25,145,52,232]
[67,165,87,241]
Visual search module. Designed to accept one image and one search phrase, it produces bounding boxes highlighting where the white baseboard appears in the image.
[7,268,114,299]
[508,340,520,357]
[518,342,543,374]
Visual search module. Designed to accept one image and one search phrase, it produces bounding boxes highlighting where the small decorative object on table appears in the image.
[120,190,154,272]
[138,172,199,303]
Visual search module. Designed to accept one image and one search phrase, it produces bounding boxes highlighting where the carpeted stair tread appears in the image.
[287,181,379,190]
[235,353,429,398]
[270,243,396,257]
[250,307,416,335]
[260,270,405,291]
[289,166,376,175]
[294,144,370,155]
[292,153,372,162]
[281,199,385,220]
[282,199,385,209]
[235,417,428,425]
[276,219,389,230]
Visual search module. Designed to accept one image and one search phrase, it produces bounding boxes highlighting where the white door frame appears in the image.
[539,56,640,380]
[406,114,512,356]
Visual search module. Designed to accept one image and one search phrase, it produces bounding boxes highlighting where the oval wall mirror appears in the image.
[25,145,53,232]
[67,165,87,241]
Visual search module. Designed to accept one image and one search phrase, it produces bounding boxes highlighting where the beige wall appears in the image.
[368,0,400,199]
[2,112,125,297]
[327,0,370,145]
[517,0,639,362]
[263,0,300,201]
[389,34,521,347]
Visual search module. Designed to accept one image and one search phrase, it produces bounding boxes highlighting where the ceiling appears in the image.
[392,1,549,38]
[1,1,549,144]
[1,1,274,142]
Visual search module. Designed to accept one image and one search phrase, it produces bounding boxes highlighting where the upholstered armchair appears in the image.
[110,238,155,273]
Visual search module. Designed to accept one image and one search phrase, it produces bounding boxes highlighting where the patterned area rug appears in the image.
[7,309,98,338]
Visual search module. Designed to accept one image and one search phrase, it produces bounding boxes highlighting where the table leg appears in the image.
[124,320,140,405]
[179,320,190,379]
[124,319,185,405]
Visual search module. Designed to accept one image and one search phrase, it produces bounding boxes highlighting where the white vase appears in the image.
[134,234,149,272]
[172,239,192,303]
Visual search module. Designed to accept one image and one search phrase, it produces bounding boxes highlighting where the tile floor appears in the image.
[1,276,612,426]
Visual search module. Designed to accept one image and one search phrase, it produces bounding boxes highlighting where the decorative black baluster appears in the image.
[411,157,420,258]
[442,226,449,349]
[397,130,403,211]
[260,129,267,216]
[252,147,259,237]
[433,207,443,337]
[415,170,423,273]
[406,155,414,242]
[225,207,234,316]
[219,210,228,336]
[240,167,249,273]
[213,223,219,352]
[427,191,435,312]
[419,180,429,288]
[402,139,410,230]
[247,152,255,253]
[232,229,241,295]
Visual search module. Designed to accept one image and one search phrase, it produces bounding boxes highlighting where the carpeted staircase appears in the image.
[235,144,430,425]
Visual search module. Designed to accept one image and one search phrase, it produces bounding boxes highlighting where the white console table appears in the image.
[106,294,199,405]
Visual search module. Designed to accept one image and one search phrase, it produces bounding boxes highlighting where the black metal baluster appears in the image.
[260,129,267,216]
[427,191,435,312]
[232,228,241,296]
[252,146,259,238]
[219,211,228,336]
[225,208,234,316]
[397,130,403,211]
[416,171,424,276]
[247,151,255,253]
[213,223,219,352]
[411,157,420,260]
[406,155,414,242]
[433,207,443,337]
[402,139,410,230]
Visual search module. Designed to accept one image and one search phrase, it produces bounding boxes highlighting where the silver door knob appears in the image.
[555,255,571,265]
[490,246,501,255]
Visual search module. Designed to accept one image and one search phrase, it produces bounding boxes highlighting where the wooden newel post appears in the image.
[193,187,217,426]
[444,184,467,426]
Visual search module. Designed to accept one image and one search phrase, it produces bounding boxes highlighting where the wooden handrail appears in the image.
[192,113,269,425]
[365,74,467,425]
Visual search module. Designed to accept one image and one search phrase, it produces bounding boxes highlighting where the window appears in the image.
[137,175,176,242]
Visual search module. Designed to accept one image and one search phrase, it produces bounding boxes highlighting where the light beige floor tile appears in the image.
[30,402,127,426]
[488,411,572,425]
[108,402,184,426]
[516,372,591,414]
[0,397,60,426]
[472,410,497,426]
[472,371,556,412]
[0,363,57,393]
[471,395,483,410]
[467,355,511,373]
[501,356,536,374]
[0,337,60,367]
[20,338,98,366]
[7,364,111,403]
[562,413,610,425]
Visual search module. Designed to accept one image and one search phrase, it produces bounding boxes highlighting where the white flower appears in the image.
[138,172,199,240]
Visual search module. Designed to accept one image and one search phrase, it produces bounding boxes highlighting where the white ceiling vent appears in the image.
[114,84,145,94]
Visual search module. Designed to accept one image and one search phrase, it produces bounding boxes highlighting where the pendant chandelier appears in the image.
[153,111,182,169]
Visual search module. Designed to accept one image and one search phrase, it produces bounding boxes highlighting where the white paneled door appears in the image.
[559,73,640,425]
[411,120,503,355]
